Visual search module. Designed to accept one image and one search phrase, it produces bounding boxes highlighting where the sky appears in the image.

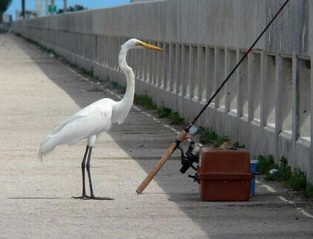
[6,0,131,19]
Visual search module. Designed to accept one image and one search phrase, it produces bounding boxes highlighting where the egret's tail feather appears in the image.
[38,136,57,160]
[38,150,45,161]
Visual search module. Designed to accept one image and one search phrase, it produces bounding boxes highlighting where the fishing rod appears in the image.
[136,0,291,194]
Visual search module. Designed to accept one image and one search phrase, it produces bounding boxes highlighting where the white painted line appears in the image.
[133,106,141,111]
[151,117,160,122]
[298,208,313,219]
[260,184,277,193]
[261,184,313,219]
[162,124,178,133]
[277,195,289,203]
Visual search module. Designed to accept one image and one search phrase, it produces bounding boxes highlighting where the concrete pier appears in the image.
[0,32,313,239]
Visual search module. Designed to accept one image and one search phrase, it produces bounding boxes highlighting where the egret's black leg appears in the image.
[72,145,113,200]
[72,146,90,199]
[81,146,90,197]
[85,147,114,201]
[86,146,95,197]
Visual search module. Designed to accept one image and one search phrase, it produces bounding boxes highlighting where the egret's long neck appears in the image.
[118,46,135,104]
[112,46,135,124]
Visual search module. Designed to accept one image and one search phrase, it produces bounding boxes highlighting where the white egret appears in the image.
[39,38,163,200]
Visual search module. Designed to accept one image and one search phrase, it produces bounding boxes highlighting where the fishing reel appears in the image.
[177,141,201,174]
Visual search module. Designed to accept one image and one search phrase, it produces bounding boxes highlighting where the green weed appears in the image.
[168,111,185,125]
[134,94,157,110]
[262,156,292,182]
[157,107,184,125]
[198,126,230,146]
[287,168,307,191]
[157,106,172,118]
[304,184,313,199]
[257,154,276,175]
[258,154,313,200]
[81,68,94,78]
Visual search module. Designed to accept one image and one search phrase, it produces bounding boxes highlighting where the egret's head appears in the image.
[123,38,163,51]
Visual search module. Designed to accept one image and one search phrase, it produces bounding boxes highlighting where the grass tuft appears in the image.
[157,106,172,118]
[258,154,313,200]
[305,184,313,198]
[198,126,230,146]
[134,94,157,110]
[257,154,276,175]
[287,168,307,191]
[157,107,184,125]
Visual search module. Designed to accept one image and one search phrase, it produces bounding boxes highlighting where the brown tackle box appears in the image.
[198,148,252,201]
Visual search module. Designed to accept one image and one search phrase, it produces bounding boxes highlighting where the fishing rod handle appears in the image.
[136,130,188,194]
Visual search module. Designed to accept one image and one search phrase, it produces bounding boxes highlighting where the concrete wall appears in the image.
[12,0,313,182]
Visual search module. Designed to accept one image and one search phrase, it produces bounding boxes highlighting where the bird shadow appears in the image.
[8,197,67,200]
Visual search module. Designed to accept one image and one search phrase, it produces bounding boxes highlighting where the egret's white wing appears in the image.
[39,98,115,155]
[53,99,114,143]
[50,98,113,133]
[63,109,113,145]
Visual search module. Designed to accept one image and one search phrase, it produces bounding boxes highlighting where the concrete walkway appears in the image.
[0,33,312,239]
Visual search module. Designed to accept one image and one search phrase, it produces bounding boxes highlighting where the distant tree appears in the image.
[0,0,12,24]
[57,4,87,14]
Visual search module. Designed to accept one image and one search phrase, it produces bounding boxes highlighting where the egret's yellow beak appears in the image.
[139,42,163,51]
